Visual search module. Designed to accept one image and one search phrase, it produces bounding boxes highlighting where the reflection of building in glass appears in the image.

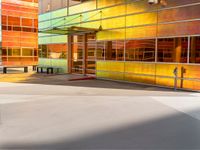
[38,0,200,91]
[1,0,38,67]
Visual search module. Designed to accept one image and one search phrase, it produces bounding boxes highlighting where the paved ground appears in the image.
[0,71,200,150]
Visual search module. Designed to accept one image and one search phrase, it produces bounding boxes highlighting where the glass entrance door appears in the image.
[71,33,96,75]
[86,33,96,75]
[72,43,84,74]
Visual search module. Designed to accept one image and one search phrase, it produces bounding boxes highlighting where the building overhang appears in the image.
[39,26,101,35]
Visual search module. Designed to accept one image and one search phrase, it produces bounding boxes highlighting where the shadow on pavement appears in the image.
[1,109,200,150]
[11,73,181,92]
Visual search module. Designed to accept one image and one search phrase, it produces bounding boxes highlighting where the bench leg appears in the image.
[47,68,49,74]
[24,67,28,73]
[3,67,7,74]
[51,68,53,74]
[37,67,39,73]
[41,68,43,73]
[33,66,37,71]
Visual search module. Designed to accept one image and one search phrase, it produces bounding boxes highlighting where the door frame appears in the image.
[68,33,96,75]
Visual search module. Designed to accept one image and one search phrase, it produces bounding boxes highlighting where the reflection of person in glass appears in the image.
[181,67,186,88]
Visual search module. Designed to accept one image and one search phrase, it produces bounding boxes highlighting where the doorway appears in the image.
[68,33,96,75]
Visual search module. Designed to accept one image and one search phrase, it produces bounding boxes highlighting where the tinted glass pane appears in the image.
[190,36,200,64]
[125,39,155,62]
[157,37,188,63]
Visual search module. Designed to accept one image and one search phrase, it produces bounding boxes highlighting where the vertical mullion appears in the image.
[187,36,190,64]
[155,38,158,62]
[104,41,105,61]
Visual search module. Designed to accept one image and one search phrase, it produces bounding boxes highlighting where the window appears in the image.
[72,43,83,60]
[2,15,37,32]
[39,45,48,58]
[12,48,21,56]
[105,41,124,61]
[8,48,12,56]
[125,39,155,62]
[157,37,188,63]
[22,48,33,56]
[87,42,96,60]
[96,41,105,60]
[190,36,200,63]
[39,44,67,59]
[2,48,7,56]
[48,44,67,59]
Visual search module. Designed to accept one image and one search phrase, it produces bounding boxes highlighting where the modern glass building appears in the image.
[39,0,200,91]
[0,0,38,67]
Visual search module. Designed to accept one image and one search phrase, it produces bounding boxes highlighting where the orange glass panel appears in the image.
[158,4,200,23]
[2,0,38,66]
[158,20,200,37]
[22,18,33,27]
[8,16,20,26]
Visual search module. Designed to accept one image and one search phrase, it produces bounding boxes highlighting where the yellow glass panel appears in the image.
[177,64,200,79]
[96,71,110,78]
[156,77,175,87]
[126,25,156,39]
[97,61,200,91]
[126,0,157,15]
[109,61,124,72]
[125,62,156,75]
[156,64,177,77]
[102,17,125,29]
[182,79,200,91]
[69,1,96,15]
[126,12,157,27]
[97,29,125,41]
[101,4,125,19]
[177,64,200,90]
[96,61,125,80]
[155,63,178,87]
[96,71,124,81]
[96,61,124,72]
[124,62,156,84]
[124,74,155,84]
[97,0,125,8]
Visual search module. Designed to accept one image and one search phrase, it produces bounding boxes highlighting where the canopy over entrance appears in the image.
[39,26,101,35]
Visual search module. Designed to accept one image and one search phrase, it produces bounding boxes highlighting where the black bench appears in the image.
[37,66,62,74]
[33,65,37,71]
[3,66,28,74]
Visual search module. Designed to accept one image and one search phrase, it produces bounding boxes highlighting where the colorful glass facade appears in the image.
[1,0,38,66]
[39,0,200,91]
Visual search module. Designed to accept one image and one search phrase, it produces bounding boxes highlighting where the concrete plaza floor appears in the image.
[0,71,200,150]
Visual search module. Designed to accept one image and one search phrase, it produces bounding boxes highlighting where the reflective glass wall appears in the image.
[39,0,82,14]
[1,0,38,66]
[39,0,200,90]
